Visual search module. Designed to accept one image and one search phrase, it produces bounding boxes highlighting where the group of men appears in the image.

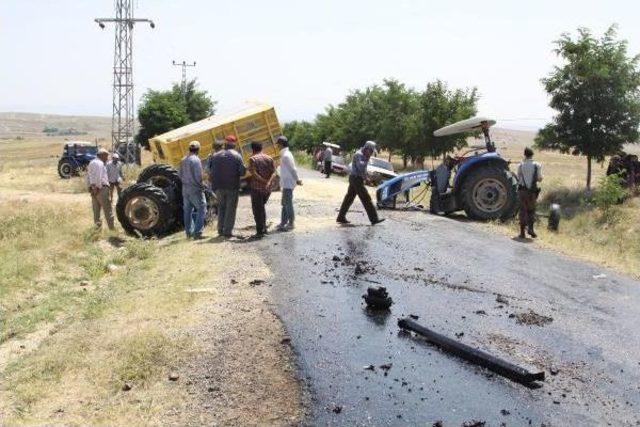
[179,135,302,240]
[87,148,124,230]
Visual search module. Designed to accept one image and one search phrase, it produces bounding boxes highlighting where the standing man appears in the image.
[517,147,543,239]
[337,141,385,225]
[179,141,206,239]
[248,141,276,237]
[106,152,123,201]
[204,140,224,188]
[87,148,115,230]
[276,136,302,231]
[323,144,333,178]
[210,135,246,237]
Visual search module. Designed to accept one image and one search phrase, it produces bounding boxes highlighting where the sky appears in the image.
[1,0,639,130]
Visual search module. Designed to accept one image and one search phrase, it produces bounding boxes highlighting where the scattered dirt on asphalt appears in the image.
[514,309,554,326]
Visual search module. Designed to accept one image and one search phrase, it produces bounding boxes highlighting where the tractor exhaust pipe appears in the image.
[398,318,545,385]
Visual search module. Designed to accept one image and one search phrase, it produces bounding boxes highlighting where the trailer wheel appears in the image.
[461,166,518,220]
[58,159,76,179]
[116,183,176,237]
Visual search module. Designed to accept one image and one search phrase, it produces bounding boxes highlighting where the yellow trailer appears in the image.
[148,103,282,169]
[115,103,284,238]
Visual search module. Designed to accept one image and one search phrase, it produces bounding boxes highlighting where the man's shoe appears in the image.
[336,218,350,224]
[371,218,386,225]
[276,223,287,231]
[193,234,205,240]
[528,228,537,238]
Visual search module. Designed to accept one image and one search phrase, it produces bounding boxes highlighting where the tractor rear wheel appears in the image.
[137,164,183,224]
[58,159,76,179]
[116,183,176,237]
[461,166,518,220]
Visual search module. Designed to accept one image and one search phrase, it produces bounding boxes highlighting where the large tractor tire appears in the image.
[58,159,77,179]
[116,183,176,237]
[137,164,183,225]
[461,166,518,221]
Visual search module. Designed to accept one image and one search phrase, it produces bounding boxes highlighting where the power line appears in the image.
[95,0,155,163]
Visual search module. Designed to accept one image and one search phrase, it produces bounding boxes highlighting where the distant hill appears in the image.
[0,112,112,140]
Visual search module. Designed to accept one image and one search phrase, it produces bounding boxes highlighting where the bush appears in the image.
[593,173,628,210]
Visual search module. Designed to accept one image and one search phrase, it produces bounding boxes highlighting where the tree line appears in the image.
[283,79,478,166]
[135,25,640,188]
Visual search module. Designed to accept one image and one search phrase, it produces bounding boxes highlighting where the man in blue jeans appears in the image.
[179,140,206,239]
[276,136,302,231]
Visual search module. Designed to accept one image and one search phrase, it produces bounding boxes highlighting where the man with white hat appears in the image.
[87,148,115,230]
[336,141,385,225]
[106,152,123,201]
[179,140,206,239]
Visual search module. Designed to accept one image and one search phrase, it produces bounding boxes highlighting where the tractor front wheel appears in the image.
[461,166,518,220]
[58,159,76,179]
[116,183,176,237]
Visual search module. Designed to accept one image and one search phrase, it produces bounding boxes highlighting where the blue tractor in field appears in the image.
[376,117,519,220]
[57,141,98,179]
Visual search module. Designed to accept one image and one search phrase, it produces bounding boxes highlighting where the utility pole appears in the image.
[95,0,155,163]
[172,60,196,93]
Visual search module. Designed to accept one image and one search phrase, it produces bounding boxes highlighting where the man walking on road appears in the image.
[337,141,385,225]
[87,148,115,230]
[210,135,246,237]
[276,136,302,231]
[248,141,276,237]
[323,145,333,178]
[517,147,543,239]
[179,141,206,239]
[106,152,123,202]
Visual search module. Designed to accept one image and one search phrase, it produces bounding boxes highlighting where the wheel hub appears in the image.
[124,196,160,230]
[472,178,507,213]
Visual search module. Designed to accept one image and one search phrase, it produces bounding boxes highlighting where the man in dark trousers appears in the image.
[248,141,276,237]
[323,145,333,178]
[517,147,543,239]
[337,140,385,225]
[210,135,246,237]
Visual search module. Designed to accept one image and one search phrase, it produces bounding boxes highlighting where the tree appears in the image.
[136,79,216,149]
[417,80,478,159]
[172,79,216,122]
[282,120,316,152]
[535,25,640,189]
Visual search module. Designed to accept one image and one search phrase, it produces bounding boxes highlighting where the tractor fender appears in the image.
[453,155,511,203]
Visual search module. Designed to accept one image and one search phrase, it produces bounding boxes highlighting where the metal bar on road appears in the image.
[397,318,545,385]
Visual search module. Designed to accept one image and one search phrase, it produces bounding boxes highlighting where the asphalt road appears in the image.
[247,169,640,426]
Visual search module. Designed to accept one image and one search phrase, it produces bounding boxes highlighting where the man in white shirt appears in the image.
[87,148,115,230]
[323,146,333,178]
[517,147,543,239]
[276,136,302,231]
[106,152,123,201]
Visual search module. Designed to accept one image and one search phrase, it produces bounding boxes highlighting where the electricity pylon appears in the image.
[95,0,155,163]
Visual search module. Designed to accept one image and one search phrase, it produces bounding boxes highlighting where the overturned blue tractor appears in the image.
[377,117,519,221]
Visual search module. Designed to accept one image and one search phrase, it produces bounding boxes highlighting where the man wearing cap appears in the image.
[106,152,123,201]
[517,147,543,239]
[337,141,385,225]
[248,141,276,237]
[179,141,206,239]
[87,148,115,230]
[210,135,246,237]
[276,136,302,231]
